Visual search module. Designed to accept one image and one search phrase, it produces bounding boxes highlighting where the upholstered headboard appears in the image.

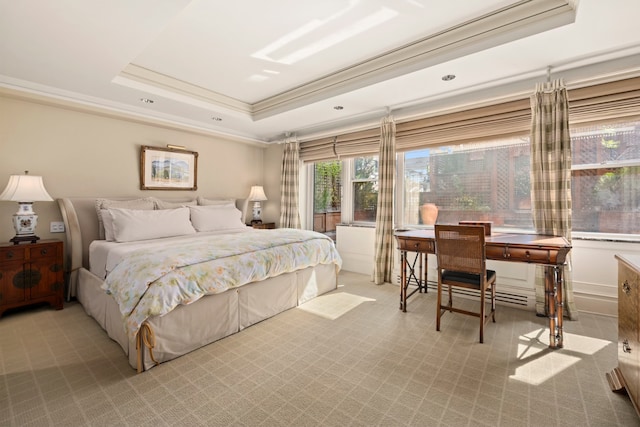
[57,197,249,299]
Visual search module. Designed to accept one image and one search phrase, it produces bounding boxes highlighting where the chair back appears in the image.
[435,224,486,275]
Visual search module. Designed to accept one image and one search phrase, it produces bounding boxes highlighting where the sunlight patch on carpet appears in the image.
[509,328,613,385]
[298,292,375,320]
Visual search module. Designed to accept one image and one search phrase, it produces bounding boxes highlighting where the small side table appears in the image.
[0,240,64,318]
[251,222,276,229]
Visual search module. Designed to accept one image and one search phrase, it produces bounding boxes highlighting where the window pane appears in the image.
[571,120,640,234]
[313,161,341,237]
[354,181,377,222]
[313,161,341,213]
[402,138,533,229]
[354,157,378,180]
[353,156,378,223]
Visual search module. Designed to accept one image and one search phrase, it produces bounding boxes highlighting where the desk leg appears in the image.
[556,266,564,348]
[424,253,429,293]
[545,265,564,349]
[400,250,407,312]
[419,253,423,293]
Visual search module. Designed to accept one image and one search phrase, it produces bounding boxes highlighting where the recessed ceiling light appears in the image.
[334,106,344,110]
[441,74,456,81]
[140,98,154,103]
[211,116,223,121]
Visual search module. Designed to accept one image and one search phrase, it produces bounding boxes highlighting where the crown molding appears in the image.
[115,64,252,116]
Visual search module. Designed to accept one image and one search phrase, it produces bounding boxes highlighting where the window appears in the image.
[352,156,378,223]
[571,120,640,234]
[400,137,532,229]
[312,161,342,236]
[398,119,640,235]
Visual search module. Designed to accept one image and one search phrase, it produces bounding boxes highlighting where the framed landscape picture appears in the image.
[140,145,198,190]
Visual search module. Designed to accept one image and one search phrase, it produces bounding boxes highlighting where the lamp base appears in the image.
[10,234,40,245]
[250,219,263,225]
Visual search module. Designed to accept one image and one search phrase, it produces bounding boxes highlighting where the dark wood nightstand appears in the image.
[251,222,276,229]
[0,240,64,318]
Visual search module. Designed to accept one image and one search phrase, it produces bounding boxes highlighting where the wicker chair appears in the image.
[434,224,497,343]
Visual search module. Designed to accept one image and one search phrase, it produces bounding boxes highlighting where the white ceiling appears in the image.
[2,0,640,145]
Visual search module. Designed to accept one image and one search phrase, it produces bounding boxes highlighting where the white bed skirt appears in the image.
[77,263,338,371]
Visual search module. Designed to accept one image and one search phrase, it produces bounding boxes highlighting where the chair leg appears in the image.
[491,282,496,323]
[479,285,485,343]
[436,281,442,332]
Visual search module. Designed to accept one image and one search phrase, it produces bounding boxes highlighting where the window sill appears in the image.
[573,232,640,244]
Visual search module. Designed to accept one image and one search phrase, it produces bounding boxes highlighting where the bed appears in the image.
[58,197,341,372]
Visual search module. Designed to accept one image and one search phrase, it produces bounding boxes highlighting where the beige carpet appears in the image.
[0,271,638,427]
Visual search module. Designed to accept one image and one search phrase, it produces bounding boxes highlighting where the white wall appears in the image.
[336,226,376,276]
[336,225,640,316]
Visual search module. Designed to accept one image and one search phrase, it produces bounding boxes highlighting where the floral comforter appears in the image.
[102,229,342,337]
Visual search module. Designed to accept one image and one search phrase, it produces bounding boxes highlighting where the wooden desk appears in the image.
[394,230,571,348]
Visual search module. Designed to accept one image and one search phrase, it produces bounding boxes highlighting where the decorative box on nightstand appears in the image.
[251,222,276,229]
[0,240,64,318]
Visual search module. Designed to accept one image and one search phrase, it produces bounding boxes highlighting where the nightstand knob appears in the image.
[6,251,13,259]
[40,248,48,255]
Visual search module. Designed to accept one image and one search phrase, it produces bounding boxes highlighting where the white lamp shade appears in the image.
[0,174,53,202]
[248,185,267,202]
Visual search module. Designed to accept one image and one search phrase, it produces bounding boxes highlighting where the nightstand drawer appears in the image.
[29,243,59,260]
[0,247,25,262]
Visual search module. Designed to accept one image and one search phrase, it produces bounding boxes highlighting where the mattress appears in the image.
[89,227,250,278]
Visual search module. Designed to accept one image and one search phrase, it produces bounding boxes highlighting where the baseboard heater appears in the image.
[396,276,530,307]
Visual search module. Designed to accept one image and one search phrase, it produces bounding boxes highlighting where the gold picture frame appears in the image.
[140,145,198,190]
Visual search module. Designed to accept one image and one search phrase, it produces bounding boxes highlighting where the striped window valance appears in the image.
[299,128,380,162]
[568,76,640,125]
[395,99,531,151]
[298,76,640,162]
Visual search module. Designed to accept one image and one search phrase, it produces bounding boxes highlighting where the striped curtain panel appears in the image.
[279,140,301,229]
[373,117,396,284]
[530,79,577,320]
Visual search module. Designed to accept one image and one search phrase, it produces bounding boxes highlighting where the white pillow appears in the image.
[189,205,245,232]
[100,209,116,241]
[95,198,155,239]
[197,196,235,206]
[154,198,198,209]
[108,207,196,242]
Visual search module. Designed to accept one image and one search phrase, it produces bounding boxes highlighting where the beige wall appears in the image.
[0,95,278,244]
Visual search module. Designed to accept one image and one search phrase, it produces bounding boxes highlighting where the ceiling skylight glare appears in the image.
[248,74,269,82]
[250,0,398,65]
[278,8,398,65]
[251,19,325,63]
[404,0,425,8]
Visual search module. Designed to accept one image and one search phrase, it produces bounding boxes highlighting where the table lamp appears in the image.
[248,185,267,225]
[0,171,53,244]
